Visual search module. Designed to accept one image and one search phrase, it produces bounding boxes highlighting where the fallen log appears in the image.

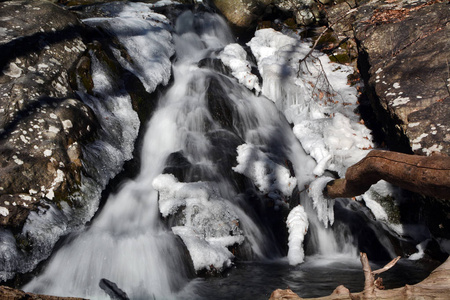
[269,253,450,300]
[324,150,450,200]
[0,285,87,300]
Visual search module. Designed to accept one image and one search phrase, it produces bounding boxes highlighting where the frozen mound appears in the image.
[83,2,174,94]
[219,43,261,93]
[153,173,244,273]
[233,143,297,204]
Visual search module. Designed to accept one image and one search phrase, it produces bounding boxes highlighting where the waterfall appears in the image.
[22,3,403,299]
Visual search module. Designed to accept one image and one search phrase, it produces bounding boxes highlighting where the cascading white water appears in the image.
[23,7,306,299]
[22,2,404,299]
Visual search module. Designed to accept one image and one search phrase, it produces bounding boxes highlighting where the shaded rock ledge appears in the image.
[1,0,166,283]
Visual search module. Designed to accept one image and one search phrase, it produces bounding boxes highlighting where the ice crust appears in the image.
[233,143,297,199]
[83,2,174,94]
[247,28,374,228]
[153,173,244,272]
[219,43,261,93]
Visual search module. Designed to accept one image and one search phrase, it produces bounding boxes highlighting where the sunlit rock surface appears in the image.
[0,0,173,282]
[327,0,449,156]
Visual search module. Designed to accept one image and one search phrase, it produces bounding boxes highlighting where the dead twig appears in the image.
[372,256,401,275]
[297,8,357,74]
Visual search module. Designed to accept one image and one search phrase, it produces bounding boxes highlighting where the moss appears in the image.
[14,234,33,253]
[284,18,297,29]
[374,194,402,224]
[329,53,351,64]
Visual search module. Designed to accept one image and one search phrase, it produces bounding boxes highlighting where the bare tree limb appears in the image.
[372,256,401,275]
[325,150,450,200]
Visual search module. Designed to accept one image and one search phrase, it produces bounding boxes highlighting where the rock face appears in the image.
[209,0,328,35]
[0,0,165,282]
[0,1,94,232]
[327,0,449,156]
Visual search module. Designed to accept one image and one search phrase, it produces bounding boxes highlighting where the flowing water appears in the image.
[23,4,431,300]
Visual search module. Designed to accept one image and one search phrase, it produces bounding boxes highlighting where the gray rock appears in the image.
[0,0,161,282]
[328,0,450,156]
[0,1,95,231]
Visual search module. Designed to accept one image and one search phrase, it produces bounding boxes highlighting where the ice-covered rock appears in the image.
[153,173,244,273]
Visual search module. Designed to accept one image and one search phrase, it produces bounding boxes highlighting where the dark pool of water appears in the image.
[181,255,433,299]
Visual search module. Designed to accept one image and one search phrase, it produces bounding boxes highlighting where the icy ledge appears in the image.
[153,173,244,273]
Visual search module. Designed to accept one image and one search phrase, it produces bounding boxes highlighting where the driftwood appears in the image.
[0,285,87,300]
[270,253,450,300]
[325,150,450,200]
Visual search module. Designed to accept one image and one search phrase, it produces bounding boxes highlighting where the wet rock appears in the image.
[209,0,268,34]
[209,0,328,36]
[206,76,236,131]
[198,58,232,76]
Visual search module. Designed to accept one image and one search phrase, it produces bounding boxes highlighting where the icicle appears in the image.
[308,176,335,228]
[286,205,309,265]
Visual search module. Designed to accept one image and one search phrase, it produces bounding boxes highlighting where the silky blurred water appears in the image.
[179,257,432,299]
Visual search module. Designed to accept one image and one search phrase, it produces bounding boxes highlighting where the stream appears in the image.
[22,2,431,299]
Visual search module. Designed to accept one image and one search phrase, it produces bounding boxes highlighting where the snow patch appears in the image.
[233,143,297,198]
[2,62,22,78]
[0,206,9,217]
[48,126,60,134]
[12,155,23,165]
[220,43,261,93]
[392,96,409,106]
[62,120,73,130]
[408,122,420,127]
[43,149,52,157]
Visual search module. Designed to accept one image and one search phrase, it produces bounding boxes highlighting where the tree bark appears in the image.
[324,150,450,200]
[0,285,87,300]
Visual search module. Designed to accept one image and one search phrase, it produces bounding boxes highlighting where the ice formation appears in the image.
[219,43,261,93]
[287,205,309,265]
[233,143,297,200]
[308,177,335,228]
[83,2,174,94]
[153,173,244,272]
[248,28,375,228]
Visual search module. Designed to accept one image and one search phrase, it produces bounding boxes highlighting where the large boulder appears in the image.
[209,0,327,35]
[327,0,450,156]
[0,0,167,282]
[0,0,95,232]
